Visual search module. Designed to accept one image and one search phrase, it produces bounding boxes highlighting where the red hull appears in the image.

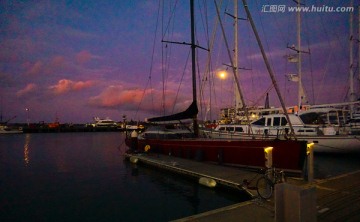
[126,138,307,171]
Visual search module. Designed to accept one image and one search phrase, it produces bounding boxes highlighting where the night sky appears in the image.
[0,0,356,124]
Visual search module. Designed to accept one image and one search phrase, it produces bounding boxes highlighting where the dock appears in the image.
[125,153,360,222]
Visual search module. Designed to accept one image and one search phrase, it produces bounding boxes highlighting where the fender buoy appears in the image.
[129,156,138,164]
[199,177,217,188]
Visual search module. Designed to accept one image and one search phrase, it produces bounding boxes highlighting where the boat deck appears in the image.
[125,153,360,221]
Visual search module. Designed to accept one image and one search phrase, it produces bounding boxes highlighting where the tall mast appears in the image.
[234,0,242,112]
[350,0,355,117]
[297,0,302,109]
[242,0,296,138]
[190,0,199,136]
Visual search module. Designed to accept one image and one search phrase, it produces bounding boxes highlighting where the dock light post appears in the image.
[217,70,227,105]
[264,147,273,168]
[25,108,30,126]
[122,114,127,134]
[307,143,314,183]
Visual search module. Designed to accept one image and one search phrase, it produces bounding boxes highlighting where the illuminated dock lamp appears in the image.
[144,145,151,152]
[307,143,315,182]
[307,142,314,155]
[264,147,273,168]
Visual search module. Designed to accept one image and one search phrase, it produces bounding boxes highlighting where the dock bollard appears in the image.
[199,177,217,188]
[275,183,316,222]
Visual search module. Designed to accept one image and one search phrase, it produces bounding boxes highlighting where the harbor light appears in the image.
[218,70,227,79]
[307,143,315,182]
[25,108,30,126]
[307,142,314,155]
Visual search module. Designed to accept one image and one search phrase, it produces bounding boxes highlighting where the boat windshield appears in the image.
[299,113,326,125]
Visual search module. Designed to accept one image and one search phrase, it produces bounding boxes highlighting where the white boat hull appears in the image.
[0,129,23,134]
[204,131,360,153]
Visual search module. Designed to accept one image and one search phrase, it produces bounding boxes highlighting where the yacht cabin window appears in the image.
[235,127,243,132]
[267,118,272,126]
[273,117,280,126]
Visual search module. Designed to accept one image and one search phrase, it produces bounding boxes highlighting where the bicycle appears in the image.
[256,167,286,200]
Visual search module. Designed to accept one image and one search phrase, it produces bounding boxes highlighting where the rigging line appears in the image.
[172,49,191,114]
[210,2,226,112]
[252,84,274,107]
[200,0,212,118]
[198,0,210,46]
[299,13,314,103]
[254,0,277,93]
[343,83,350,102]
[245,18,258,105]
[135,0,162,118]
[315,43,334,104]
[161,0,166,115]
[314,9,336,104]
[198,0,210,119]
[284,50,288,104]
[242,0,296,138]
[214,0,251,125]
[269,5,287,46]
[161,0,179,40]
[161,1,177,116]
[194,1,211,119]
[201,0,224,120]
[196,46,204,119]
[302,11,314,104]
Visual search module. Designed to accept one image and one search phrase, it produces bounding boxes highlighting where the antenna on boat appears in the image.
[241,0,296,138]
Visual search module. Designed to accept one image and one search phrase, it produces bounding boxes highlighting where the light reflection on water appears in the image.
[23,134,30,167]
[0,132,247,222]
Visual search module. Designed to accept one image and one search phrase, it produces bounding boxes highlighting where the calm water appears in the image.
[0,133,248,222]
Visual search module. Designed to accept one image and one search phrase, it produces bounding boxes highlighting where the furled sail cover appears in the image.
[146,101,198,123]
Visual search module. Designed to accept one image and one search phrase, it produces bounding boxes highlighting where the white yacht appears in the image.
[90,117,117,127]
[204,113,360,153]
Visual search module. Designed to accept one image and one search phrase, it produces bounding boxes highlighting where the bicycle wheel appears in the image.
[256,176,273,199]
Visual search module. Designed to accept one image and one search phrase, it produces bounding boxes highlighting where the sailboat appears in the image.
[205,0,360,153]
[125,0,308,171]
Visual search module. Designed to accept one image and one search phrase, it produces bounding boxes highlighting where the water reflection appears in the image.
[23,134,31,166]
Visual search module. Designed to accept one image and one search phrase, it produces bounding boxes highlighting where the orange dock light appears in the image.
[264,147,273,168]
[307,143,315,182]
[307,142,314,155]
